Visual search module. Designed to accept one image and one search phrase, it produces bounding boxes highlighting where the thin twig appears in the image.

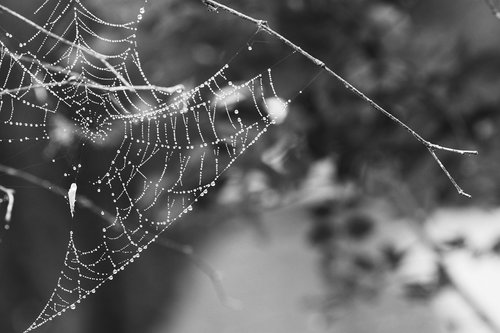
[85,83,185,94]
[0,4,132,87]
[200,0,478,197]
[427,148,471,198]
[0,41,184,97]
[0,81,184,96]
[0,162,232,306]
[14,54,185,94]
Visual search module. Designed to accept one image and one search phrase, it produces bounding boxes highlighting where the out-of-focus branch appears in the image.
[0,81,184,96]
[0,163,232,306]
[200,0,478,197]
[18,55,185,93]
[384,178,500,333]
[156,238,240,309]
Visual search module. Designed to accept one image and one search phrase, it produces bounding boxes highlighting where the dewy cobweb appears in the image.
[0,1,288,331]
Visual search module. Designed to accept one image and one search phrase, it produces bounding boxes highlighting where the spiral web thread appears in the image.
[0,1,287,331]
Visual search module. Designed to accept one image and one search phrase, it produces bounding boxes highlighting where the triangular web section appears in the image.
[1,1,290,332]
[27,68,284,332]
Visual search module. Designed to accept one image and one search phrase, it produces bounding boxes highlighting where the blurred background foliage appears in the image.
[1,0,500,332]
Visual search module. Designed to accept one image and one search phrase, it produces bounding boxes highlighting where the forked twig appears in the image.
[0,163,116,223]
[13,54,186,94]
[200,0,478,197]
[0,163,232,306]
[157,238,240,309]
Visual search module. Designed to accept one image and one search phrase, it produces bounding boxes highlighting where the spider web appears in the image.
[0,1,288,331]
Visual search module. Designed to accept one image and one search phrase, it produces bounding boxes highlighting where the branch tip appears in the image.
[428,143,478,156]
[201,0,477,198]
[459,191,472,198]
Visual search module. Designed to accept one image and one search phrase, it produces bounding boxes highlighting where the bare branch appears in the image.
[200,0,478,197]
[80,83,185,94]
[0,81,184,97]
[427,148,471,198]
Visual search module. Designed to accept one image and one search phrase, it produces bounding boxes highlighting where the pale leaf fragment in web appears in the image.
[68,183,77,218]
